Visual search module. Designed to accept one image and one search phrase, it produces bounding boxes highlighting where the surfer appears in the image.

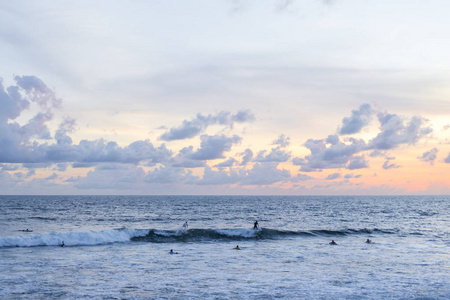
[365,239,372,244]
[169,249,178,254]
[183,221,188,229]
[234,245,241,250]
[253,220,259,229]
[60,241,65,247]
[329,240,337,245]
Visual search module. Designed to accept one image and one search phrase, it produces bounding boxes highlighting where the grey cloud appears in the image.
[346,156,369,170]
[344,173,362,179]
[1,76,173,167]
[382,158,400,170]
[292,173,314,181]
[272,134,290,147]
[14,75,61,109]
[214,157,238,168]
[159,110,254,141]
[194,167,241,185]
[418,148,438,165]
[189,134,242,160]
[0,164,20,171]
[369,113,432,150]
[75,164,146,190]
[445,153,450,163]
[339,103,373,135]
[294,105,433,173]
[170,146,206,168]
[297,137,366,172]
[145,167,196,184]
[255,147,291,163]
[240,148,253,165]
[45,173,58,180]
[325,173,341,180]
[241,162,291,186]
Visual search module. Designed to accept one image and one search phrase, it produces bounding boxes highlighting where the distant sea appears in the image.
[0,195,449,299]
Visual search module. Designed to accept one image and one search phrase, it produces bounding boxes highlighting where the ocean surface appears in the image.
[0,195,449,299]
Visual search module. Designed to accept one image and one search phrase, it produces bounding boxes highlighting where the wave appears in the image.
[0,228,148,248]
[132,227,397,243]
[0,227,397,248]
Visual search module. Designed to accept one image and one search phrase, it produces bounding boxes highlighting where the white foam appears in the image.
[0,228,148,247]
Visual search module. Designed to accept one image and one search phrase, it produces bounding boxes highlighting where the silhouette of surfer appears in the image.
[170,249,178,254]
[253,220,259,229]
[329,240,337,245]
[366,239,372,244]
[234,245,240,250]
[183,221,188,229]
[60,241,65,247]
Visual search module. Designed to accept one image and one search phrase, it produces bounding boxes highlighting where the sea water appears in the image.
[0,195,448,299]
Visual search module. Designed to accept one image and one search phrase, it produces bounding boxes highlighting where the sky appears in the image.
[0,0,449,195]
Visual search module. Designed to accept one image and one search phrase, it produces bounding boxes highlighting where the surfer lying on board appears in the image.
[169,249,178,254]
[234,245,241,250]
[329,240,337,245]
[366,239,372,243]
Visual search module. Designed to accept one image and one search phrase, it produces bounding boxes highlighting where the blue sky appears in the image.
[0,0,449,194]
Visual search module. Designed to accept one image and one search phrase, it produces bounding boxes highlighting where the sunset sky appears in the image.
[1,0,449,195]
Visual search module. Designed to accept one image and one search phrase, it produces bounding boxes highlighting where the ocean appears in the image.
[0,195,448,299]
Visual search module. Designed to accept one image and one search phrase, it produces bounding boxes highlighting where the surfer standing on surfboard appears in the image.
[253,220,259,229]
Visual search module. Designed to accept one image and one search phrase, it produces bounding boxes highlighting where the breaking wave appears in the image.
[0,227,398,248]
[0,228,148,248]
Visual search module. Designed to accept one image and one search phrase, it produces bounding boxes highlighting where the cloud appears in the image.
[255,147,291,163]
[189,134,242,160]
[368,113,432,150]
[339,103,373,135]
[292,173,314,181]
[344,173,362,179]
[194,166,241,185]
[272,134,290,147]
[418,148,439,165]
[75,164,146,190]
[382,158,400,170]
[159,110,254,141]
[325,172,341,180]
[240,148,253,165]
[144,167,197,184]
[241,162,291,186]
[346,156,369,170]
[446,153,450,164]
[214,157,238,168]
[13,75,61,109]
[295,136,366,172]
[0,76,173,167]
[170,146,206,168]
